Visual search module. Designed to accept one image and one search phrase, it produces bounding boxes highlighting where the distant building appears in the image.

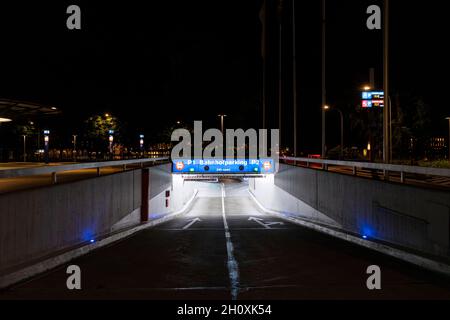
[426,137,447,159]
[148,143,171,158]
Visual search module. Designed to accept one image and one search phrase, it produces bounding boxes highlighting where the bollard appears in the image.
[51,172,57,184]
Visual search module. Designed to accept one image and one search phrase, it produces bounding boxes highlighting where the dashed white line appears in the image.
[221,183,240,300]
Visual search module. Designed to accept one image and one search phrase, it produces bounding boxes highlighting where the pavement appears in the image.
[0,163,133,194]
[2,179,450,300]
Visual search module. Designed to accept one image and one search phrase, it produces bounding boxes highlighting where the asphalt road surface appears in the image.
[2,179,450,300]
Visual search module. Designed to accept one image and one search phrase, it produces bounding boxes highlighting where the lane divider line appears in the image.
[221,183,240,300]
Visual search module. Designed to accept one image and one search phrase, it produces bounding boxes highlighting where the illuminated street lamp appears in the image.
[0,117,12,123]
[139,134,145,158]
[323,105,344,159]
[108,130,114,158]
[367,142,372,161]
[43,130,50,164]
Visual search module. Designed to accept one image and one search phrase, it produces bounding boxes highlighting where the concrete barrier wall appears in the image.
[0,164,176,275]
[249,175,338,227]
[252,164,450,258]
[148,163,172,199]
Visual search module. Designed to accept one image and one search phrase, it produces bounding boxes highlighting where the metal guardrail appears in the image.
[0,157,170,181]
[2,156,448,185]
[281,156,450,182]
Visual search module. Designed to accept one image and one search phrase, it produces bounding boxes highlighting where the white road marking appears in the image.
[248,216,270,228]
[182,218,202,230]
[248,216,284,229]
[265,221,285,227]
[221,183,240,300]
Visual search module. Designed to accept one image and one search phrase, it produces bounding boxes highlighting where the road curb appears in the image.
[0,189,198,290]
[248,190,450,277]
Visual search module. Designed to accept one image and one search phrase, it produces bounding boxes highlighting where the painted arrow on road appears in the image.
[248,217,284,229]
[182,217,202,230]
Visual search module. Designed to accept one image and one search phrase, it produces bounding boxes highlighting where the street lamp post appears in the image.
[324,105,344,159]
[446,117,450,161]
[321,0,327,158]
[337,108,344,159]
[72,135,77,161]
[23,135,27,162]
[108,130,114,160]
[43,130,50,164]
[383,0,391,163]
[277,0,283,152]
[218,114,227,134]
[292,0,298,157]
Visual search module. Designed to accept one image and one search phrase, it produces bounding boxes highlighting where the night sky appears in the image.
[0,1,448,152]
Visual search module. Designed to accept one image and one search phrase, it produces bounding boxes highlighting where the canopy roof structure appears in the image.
[0,99,61,121]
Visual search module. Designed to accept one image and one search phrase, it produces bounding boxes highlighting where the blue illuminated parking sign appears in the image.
[361,91,384,100]
[362,91,384,108]
[172,159,275,174]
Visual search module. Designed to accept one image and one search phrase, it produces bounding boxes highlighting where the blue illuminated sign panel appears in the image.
[172,159,275,174]
[362,91,384,108]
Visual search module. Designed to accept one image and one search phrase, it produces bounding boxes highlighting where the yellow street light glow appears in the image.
[363,86,371,91]
[0,117,12,123]
[323,105,330,110]
[367,143,371,151]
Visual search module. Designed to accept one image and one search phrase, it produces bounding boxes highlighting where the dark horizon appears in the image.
[0,1,449,154]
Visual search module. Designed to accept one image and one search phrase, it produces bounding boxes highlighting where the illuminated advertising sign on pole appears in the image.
[361,91,385,108]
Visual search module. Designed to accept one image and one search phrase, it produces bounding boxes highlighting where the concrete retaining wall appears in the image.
[249,175,338,227]
[0,164,178,275]
[251,164,450,258]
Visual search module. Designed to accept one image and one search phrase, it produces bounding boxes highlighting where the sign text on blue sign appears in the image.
[172,159,275,174]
